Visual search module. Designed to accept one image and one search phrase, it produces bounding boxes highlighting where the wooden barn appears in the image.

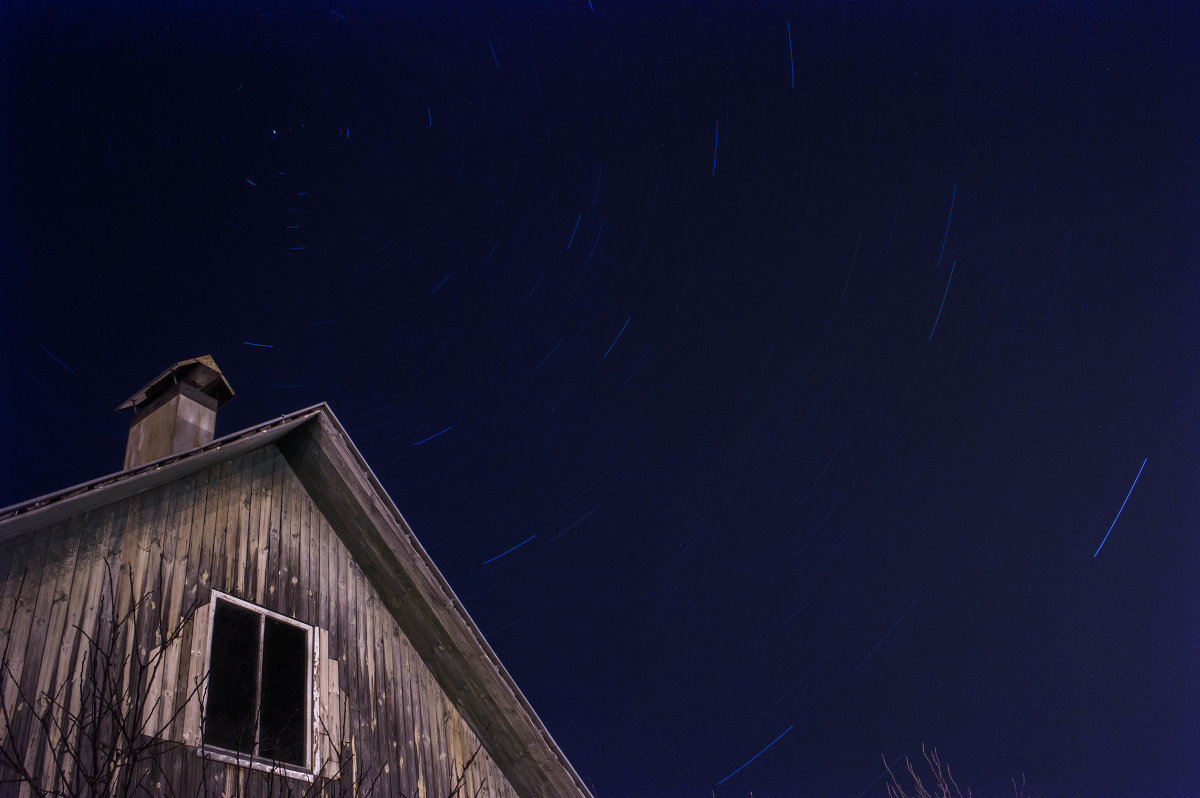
[0,356,592,798]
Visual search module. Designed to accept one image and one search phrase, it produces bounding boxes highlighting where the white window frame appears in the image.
[199,590,318,783]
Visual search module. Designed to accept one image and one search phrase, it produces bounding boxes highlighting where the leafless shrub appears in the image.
[0,563,206,796]
[883,744,1032,798]
[0,561,482,797]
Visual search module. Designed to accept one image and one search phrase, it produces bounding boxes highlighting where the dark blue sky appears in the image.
[3,1,1199,796]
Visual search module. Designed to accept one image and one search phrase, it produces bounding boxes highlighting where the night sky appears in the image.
[3,2,1199,796]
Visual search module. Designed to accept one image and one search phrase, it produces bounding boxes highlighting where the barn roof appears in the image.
[0,404,592,798]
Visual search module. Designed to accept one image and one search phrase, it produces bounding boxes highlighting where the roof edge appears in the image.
[294,406,594,797]
[0,404,328,538]
[277,410,593,798]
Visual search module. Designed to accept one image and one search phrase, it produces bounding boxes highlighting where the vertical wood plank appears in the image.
[109,484,162,792]
[0,527,43,790]
[181,604,210,746]
[60,502,126,789]
[169,467,210,744]
[180,462,211,612]
[369,590,390,789]
[151,468,198,739]
[26,514,86,791]
[301,483,315,624]
[314,629,327,778]
[315,513,329,664]
[227,451,253,600]
[285,463,303,620]
[207,458,235,596]
[264,448,285,608]
[349,558,372,788]
[398,633,420,797]
[336,532,353,715]
[445,698,464,798]
[0,532,17,620]
[429,666,450,797]
[323,517,340,684]
[138,481,172,649]
[364,590,378,738]
[175,464,214,745]
[379,620,403,792]
[130,481,174,747]
[238,447,261,603]
[0,533,35,749]
[7,524,61,769]
[253,448,279,607]
[123,483,168,722]
[194,460,224,602]
[284,459,303,618]
[410,635,432,798]
[329,660,343,782]
[344,557,363,773]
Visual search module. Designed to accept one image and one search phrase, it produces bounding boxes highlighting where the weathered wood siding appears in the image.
[0,444,521,798]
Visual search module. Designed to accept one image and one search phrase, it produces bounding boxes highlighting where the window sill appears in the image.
[195,745,315,783]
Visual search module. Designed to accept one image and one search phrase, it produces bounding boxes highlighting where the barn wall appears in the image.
[0,444,521,798]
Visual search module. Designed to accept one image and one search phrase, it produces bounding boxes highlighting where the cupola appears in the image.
[117,355,234,469]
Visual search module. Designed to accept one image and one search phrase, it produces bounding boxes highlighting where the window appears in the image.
[203,592,313,771]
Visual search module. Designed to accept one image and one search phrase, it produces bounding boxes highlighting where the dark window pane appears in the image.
[259,617,308,767]
[204,601,260,754]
